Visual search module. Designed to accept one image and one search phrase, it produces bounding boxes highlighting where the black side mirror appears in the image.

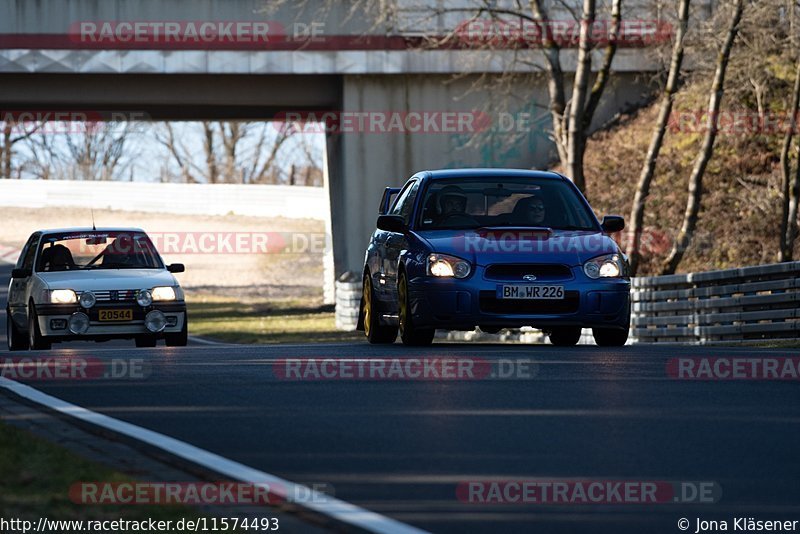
[167,263,185,273]
[601,215,625,233]
[376,214,407,233]
[11,268,31,278]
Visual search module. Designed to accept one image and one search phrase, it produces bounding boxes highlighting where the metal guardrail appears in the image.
[631,262,800,344]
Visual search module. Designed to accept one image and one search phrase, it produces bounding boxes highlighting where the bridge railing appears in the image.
[631,262,800,344]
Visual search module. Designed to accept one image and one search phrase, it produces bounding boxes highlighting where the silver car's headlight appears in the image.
[583,253,626,279]
[79,291,97,309]
[427,253,471,279]
[50,289,77,304]
[151,286,177,301]
[136,289,153,307]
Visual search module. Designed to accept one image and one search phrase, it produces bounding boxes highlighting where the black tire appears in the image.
[165,315,189,347]
[28,304,51,351]
[135,335,158,348]
[7,308,28,351]
[593,327,629,347]
[398,271,435,346]
[362,274,397,344]
[548,326,581,346]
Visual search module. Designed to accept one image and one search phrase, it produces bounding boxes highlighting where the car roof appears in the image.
[417,168,566,180]
[37,227,146,236]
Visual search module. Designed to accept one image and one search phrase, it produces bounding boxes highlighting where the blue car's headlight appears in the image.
[583,253,626,279]
[427,253,471,279]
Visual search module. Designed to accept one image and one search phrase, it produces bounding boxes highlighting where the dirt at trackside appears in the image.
[0,206,327,304]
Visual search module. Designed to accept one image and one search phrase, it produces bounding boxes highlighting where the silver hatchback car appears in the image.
[6,228,187,350]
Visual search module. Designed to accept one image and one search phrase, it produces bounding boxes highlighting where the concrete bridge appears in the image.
[0,0,690,283]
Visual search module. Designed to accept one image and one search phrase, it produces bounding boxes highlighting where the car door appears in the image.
[8,232,40,328]
[383,179,420,292]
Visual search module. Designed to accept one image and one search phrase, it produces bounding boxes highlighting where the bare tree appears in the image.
[0,120,39,179]
[62,122,137,181]
[269,0,624,193]
[661,0,745,275]
[627,0,691,275]
[157,121,296,184]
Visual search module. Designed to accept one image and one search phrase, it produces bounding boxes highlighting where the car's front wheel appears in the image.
[28,304,51,351]
[165,316,189,347]
[7,308,28,351]
[398,271,434,346]
[593,327,629,347]
[548,327,581,346]
[362,274,397,344]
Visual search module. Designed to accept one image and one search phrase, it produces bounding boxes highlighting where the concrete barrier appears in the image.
[334,275,362,331]
[0,179,327,221]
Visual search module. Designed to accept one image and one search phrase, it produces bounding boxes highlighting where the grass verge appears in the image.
[0,420,196,523]
[187,296,362,344]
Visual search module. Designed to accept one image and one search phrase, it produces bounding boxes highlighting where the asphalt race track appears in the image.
[2,263,800,534]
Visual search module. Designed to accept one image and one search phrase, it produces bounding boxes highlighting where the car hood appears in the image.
[416,229,620,266]
[37,269,178,290]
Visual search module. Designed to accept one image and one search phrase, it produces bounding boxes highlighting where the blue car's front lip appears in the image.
[406,265,630,330]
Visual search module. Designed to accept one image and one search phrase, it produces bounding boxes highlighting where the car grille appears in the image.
[77,289,138,302]
[484,263,573,281]
[479,290,580,314]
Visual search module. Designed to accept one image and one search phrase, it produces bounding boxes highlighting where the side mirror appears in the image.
[11,268,31,278]
[167,263,185,273]
[601,215,625,234]
[376,214,407,233]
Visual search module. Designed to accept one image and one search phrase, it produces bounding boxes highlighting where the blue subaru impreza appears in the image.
[358,169,630,346]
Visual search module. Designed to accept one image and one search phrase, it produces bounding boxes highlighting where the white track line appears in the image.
[187,335,227,346]
[0,376,428,534]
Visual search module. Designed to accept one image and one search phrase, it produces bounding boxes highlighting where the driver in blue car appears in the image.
[512,195,547,226]
[437,185,477,226]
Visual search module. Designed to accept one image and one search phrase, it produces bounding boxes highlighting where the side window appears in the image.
[390,181,419,225]
[18,233,40,270]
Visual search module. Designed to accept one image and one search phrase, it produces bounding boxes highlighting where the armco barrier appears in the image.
[631,261,800,344]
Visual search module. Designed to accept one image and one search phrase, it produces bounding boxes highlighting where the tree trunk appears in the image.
[661,0,745,275]
[566,0,596,193]
[779,56,800,261]
[628,0,691,275]
[530,0,568,166]
[787,146,800,261]
[580,0,622,133]
[1,123,11,179]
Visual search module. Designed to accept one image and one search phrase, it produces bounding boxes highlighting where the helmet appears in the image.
[437,185,468,214]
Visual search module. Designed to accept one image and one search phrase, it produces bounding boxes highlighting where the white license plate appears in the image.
[497,285,564,300]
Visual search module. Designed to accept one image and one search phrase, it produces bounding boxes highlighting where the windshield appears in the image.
[417,177,599,231]
[36,231,163,272]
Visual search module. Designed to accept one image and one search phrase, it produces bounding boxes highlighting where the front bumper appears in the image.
[36,302,186,339]
[407,266,630,331]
